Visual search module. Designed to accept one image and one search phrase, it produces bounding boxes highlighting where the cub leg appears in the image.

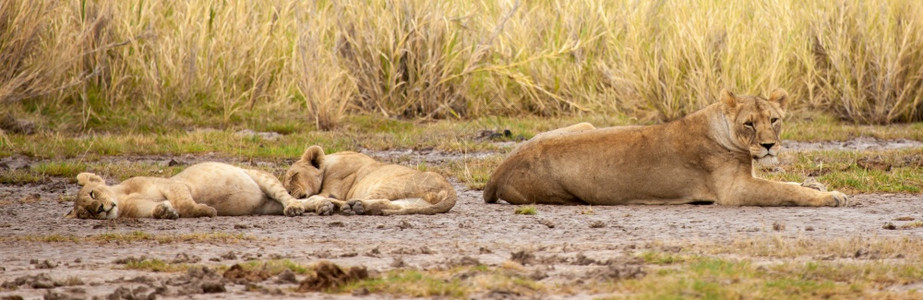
[343,199,396,216]
[245,169,304,217]
[160,183,217,218]
[152,202,179,220]
[299,195,339,216]
[116,196,178,219]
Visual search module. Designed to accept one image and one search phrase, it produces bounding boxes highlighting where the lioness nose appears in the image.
[760,142,775,150]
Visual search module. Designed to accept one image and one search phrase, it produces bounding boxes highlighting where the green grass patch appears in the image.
[637,251,686,265]
[514,206,537,215]
[759,148,923,193]
[229,259,311,275]
[339,266,543,298]
[784,115,923,141]
[118,257,190,273]
[608,255,918,299]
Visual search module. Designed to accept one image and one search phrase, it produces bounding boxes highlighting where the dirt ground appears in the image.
[1,140,922,299]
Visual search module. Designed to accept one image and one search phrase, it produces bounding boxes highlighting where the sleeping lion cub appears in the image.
[484,89,848,207]
[283,146,457,215]
[66,162,314,219]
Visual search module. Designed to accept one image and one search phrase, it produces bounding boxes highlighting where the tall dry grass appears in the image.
[2,0,922,130]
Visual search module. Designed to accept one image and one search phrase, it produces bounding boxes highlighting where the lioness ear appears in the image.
[301,145,326,169]
[768,88,788,110]
[720,89,737,108]
[76,173,104,186]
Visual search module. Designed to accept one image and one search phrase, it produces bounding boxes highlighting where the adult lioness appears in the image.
[66,162,313,219]
[283,146,457,215]
[484,89,848,207]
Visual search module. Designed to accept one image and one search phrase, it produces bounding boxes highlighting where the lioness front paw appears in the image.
[284,203,305,217]
[154,202,179,220]
[830,191,849,207]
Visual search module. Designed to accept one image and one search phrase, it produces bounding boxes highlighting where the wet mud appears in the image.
[1,139,922,299]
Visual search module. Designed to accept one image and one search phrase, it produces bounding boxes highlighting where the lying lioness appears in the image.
[66,162,313,219]
[283,146,457,215]
[484,89,848,207]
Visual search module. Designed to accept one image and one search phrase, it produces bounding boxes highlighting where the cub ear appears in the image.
[768,88,788,110]
[720,89,737,108]
[64,207,77,219]
[76,173,104,186]
[301,145,326,169]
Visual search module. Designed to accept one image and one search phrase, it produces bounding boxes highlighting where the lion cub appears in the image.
[283,146,457,215]
[484,89,849,207]
[66,162,311,219]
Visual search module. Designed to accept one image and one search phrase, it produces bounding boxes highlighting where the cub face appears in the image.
[721,89,787,166]
[283,145,325,198]
[66,173,119,219]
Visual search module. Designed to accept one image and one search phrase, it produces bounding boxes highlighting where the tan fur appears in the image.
[284,145,457,215]
[66,162,311,219]
[484,88,848,207]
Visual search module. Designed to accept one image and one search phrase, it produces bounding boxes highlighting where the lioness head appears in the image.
[720,88,787,165]
[283,145,325,198]
[65,173,119,219]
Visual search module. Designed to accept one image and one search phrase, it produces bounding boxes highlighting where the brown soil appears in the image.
[1,143,922,299]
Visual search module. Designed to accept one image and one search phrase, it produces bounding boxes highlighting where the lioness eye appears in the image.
[771,118,779,123]
[89,191,97,199]
[744,121,754,128]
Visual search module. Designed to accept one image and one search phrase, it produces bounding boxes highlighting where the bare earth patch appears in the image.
[1,145,922,298]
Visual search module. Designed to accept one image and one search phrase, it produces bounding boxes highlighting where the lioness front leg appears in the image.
[720,177,848,207]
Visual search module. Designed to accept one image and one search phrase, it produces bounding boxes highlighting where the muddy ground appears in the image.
[1,139,922,299]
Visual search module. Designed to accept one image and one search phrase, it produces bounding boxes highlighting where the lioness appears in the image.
[283,146,457,215]
[66,162,313,219]
[484,89,848,207]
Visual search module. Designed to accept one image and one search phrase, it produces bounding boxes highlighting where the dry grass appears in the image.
[2,0,923,131]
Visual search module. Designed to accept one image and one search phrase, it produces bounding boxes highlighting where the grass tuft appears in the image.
[514,206,537,215]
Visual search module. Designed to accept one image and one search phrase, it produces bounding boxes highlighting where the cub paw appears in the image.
[801,177,828,192]
[346,200,365,215]
[198,205,218,217]
[284,203,305,217]
[154,202,179,220]
[830,191,849,207]
[315,200,335,216]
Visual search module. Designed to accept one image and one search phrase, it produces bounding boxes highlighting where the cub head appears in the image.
[720,88,787,166]
[283,145,325,198]
[65,173,119,219]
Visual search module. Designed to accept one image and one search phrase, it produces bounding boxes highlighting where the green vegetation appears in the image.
[514,206,537,215]
[118,257,190,273]
[757,148,923,193]
[230,259,312,275]
[340,266,543,298]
